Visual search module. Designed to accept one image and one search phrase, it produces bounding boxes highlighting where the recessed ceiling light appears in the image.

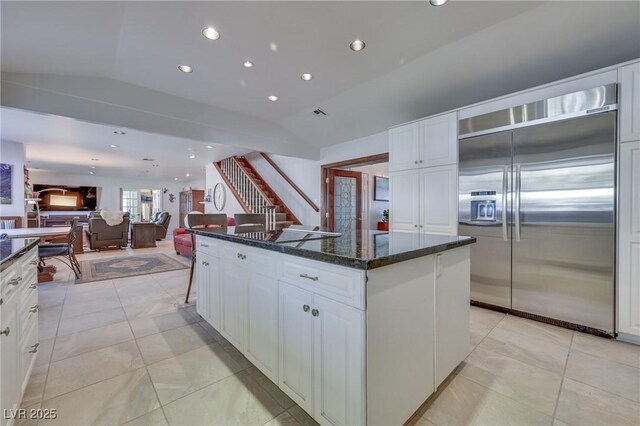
[243,61,254,68]
[178,64,193,73]
[207,145,213,149]
[202,27,220,40]
[268,95,278,102]
[349,39,366,52]
[89,171,95,175]
[174,177,179,181]
[113,130,126,135]
[91,166,96,169]
[429,0,448,5]
[189,153,196,159]
[110,144,119,148]
[301,73,313,81]
[186,173,191,177]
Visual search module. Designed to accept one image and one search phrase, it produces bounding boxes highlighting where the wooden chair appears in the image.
[185,214,228,304]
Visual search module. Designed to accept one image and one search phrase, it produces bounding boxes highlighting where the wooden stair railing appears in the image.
[259,153,320,212]
[215,157,302,225]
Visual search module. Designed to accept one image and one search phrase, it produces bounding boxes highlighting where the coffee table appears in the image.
[130,222,157,249]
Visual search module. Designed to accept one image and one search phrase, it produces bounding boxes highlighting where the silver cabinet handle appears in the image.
[236,253,247,260]
[29,343,39,353]
[515,164,522,242]
[312,309,319,317]
[8,277,22,286]
[29,284,37,290]
[201,243,210,248]
[0,327,9,336]
[201,260,210,266]
[303,304,310,312]
[29,304,39,313]
[30,260,38,266]
[299,273,318,281]
[502,165,509,242]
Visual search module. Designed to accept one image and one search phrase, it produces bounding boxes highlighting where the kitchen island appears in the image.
[189,225,475,426]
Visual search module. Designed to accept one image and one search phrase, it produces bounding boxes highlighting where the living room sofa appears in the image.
[173,215,235,257]
[88,212,130,250]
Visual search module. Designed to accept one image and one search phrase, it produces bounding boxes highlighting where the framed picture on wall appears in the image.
[374,176,389,201]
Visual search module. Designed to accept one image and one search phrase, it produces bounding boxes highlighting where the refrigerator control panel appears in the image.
[470,200,496,222]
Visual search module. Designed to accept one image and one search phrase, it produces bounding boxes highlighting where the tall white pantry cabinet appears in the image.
[617,61,640,343]
[388,112,458,236]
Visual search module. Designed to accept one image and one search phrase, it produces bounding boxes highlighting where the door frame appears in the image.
[321,153,389,229]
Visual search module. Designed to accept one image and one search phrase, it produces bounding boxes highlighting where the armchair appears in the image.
[88,212,130,250]
[151,212,171,240]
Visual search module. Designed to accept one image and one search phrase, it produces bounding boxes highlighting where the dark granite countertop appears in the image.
[188,225,475,270]
[0,237,39,272]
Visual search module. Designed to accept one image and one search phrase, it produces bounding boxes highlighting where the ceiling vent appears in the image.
[142,158,154,162]
[313,108,327,116]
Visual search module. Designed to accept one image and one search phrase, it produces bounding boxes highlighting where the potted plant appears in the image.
[377,209,389,231]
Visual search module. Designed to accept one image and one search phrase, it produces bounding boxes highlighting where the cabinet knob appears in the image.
[420,225,424,228]
[237,253,247,260]
[419,160,423,163]
[414,160,418,164]
[312,309,320,317]
[0,327,9,336]
[414,224,418,228]
[303,304,310,312]
[29,343,39,354]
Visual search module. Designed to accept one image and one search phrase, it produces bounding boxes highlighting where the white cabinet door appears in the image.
[1,304,19,423]
[434,247,470,388]
[312,295,364,426]
[196,252,210,320]
[390,170,420,232]
[220,262,247,351]
[420,112,458,167]
[420,164,458,235]
[279,282,314,413]
[389,122,421,172]
[206,254,221,330]
[618,141,640,339]
[620,62,640,143]
[246,272,279,382]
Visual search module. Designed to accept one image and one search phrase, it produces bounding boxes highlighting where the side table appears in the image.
[131,222,157,249]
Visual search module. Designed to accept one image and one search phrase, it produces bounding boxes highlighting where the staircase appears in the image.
[215,156,301,224]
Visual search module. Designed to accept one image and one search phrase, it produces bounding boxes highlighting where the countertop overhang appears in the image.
[0,238,39,272]
[188,225,475,270]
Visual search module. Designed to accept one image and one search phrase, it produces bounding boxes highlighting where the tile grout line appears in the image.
[551,331,574,422]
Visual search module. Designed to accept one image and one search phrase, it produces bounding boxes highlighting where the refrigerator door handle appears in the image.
[502,166,509,242]
[514,164,521,242]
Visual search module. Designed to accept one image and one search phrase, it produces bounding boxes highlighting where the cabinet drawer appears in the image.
[1,264,21,302]
[20,319,38,392]
[281,259,365,309]
[223,243,277,278]
[196,236,218,256]
[20,288,39,339]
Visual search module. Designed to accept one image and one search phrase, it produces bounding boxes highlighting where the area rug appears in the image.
[76,253,189,283]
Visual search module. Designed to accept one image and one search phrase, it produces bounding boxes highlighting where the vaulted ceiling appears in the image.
[2,1,639,177]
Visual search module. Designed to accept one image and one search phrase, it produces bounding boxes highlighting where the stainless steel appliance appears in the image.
[458,84,617,335]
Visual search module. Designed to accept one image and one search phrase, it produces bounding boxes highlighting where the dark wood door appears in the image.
[327,170,362,232]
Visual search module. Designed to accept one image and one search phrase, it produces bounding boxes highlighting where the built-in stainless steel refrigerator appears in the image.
[458,84,617,335]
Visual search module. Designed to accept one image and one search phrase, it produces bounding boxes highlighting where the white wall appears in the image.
[245,152,320,226]
[348,162,389,230]
[28,169,192,237]
[203,163,245,219]
[0,140,26,221]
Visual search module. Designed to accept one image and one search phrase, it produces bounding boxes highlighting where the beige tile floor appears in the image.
[18,241,640,426]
